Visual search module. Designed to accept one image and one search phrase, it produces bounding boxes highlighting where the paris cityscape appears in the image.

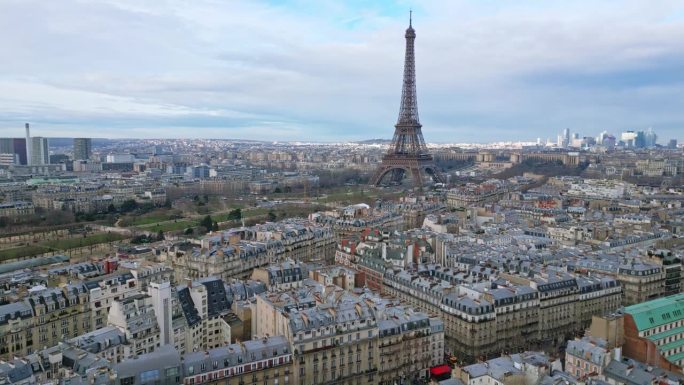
[1,2,684,385]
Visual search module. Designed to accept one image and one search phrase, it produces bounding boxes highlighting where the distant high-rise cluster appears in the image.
[554,127,668,149]
[0,123,49,166]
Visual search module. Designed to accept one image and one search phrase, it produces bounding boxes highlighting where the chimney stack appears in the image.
[25,123,31,166]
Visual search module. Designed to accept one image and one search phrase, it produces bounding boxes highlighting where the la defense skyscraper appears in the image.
[370,15,445,188]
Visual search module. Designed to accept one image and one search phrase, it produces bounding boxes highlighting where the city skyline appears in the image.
[1,1,684,142]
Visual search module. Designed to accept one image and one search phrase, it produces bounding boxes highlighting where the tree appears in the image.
[212,222,219,231]
[267,211,277,222]
[200,215,213,230]
[227,208,242,221]
[120,199,138,213]
[274,187,282,194]
[131,234,149,244]
[184,227,194,235]
[107,204,116,213]
[157,230,165,241]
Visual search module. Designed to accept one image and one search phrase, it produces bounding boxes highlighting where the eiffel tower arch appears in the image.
[370,13,445,189]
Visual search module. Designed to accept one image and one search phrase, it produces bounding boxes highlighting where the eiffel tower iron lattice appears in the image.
[370,14,445,189]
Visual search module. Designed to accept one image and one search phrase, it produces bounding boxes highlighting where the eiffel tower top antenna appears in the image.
[409,9,412,27]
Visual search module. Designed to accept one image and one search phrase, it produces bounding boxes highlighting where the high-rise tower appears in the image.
[73,138,92,160]
[370,14,444,188]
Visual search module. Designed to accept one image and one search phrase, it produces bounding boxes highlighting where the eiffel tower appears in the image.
[370,13,445,189]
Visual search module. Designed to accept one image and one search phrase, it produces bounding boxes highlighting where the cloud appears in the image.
[0,0,683,143]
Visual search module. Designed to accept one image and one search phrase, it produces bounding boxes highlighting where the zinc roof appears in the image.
[624,293,684,331]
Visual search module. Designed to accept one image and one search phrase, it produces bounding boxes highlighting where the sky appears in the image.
[0,0,683,143]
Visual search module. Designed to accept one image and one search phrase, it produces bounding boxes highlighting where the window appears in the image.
[165,367,179,377]
[120,376,135,385]
[139,369,160,382]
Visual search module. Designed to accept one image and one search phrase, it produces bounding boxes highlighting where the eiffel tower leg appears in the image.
[425,167,445,184]
[370,166,387,186]
[390,168,404,183]
[410,167,424,189]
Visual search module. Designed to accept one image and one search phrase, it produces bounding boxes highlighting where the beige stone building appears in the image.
[251,259,304,290]
[384,267,622,364]
[254,281,444,385]
[617,263,665,305]
[108,293,161,356]
[181,335,293,385]
[0,284,91,360]
[83,272,138,331]
[169,220,334,281]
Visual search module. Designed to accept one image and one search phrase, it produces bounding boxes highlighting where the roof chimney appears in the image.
[25,123,31,166]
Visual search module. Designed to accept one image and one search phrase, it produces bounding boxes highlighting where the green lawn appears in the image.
[316,190,372,203]
[140,220,198,232]
[127,214,175,226]
[0,232,128,261]
[42,232,127,250]
[118,209,184,227]
[0,245,50,262]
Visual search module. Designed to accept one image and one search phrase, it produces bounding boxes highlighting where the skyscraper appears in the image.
[73,138,92,160]
[30,137,49,165]
[643,128,657,147]
[0,137,27,165]
[558,128,571,148]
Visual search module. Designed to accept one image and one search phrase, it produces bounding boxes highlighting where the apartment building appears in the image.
[576,276,622,330]
[565,337,610,378]
[181,336,292,385]
[247,220,336,262]
[1,285,92,360]
[170,220,335,281]
[108,293,161,356]
[481,284,540,355]
[251,259,304,290]
[0,301,35,360]
[175,278,232,352]
[446,180,515,209]
[84,272,138,330]
[617,262,665,305]
[127,260,174,292]
[376,306,444,385]
[623,293,684,372]
[384,266,622,364]
[309,265,359,291]
[573,257,666,306]
[114,344,182,385]
[255,286,372,385]
[170,239,275,281]
[453,351,553,385]
[254,279,444,385]
[0,201,34,219]
[29,342,114,384]
[69,325,131,364]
